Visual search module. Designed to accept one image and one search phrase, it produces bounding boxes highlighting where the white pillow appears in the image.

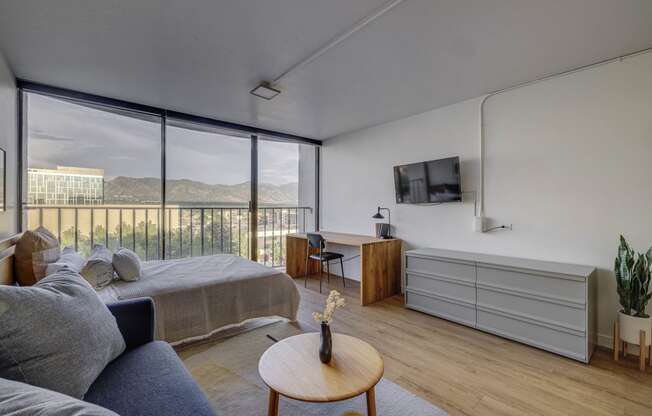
[81,245,115,289]
[44,246,86,276]
[112,247,142,281]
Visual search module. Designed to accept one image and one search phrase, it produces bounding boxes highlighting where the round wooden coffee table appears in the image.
[258,333,384,416]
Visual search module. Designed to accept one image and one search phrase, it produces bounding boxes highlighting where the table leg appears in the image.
[366,386,377,416]
[640,331,646,372]
[268,389,279,416]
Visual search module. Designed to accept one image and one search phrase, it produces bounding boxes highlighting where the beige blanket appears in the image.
[97,255,300,344]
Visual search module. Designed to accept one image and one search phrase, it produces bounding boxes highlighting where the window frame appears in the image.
[17,80,321,261]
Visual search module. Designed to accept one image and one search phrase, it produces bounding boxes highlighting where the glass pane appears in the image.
[165,120,251,259]
[257,140,316,267]
[25,93,162,258]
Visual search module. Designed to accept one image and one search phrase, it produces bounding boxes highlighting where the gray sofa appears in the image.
[84,298,216,416]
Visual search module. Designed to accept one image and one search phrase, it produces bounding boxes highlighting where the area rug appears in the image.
[178,321,447,416]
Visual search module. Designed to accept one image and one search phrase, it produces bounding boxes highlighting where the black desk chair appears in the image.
[305,233,345,293]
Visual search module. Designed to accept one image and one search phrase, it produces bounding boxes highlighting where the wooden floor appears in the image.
[295,274,652,416]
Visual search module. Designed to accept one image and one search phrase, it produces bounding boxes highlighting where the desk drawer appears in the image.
[406,256,475,285]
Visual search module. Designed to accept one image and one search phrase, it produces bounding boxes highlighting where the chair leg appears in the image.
[319,261,323,294]
[340,258,345,288]
[304,257,309,288]
[326,261,330,283]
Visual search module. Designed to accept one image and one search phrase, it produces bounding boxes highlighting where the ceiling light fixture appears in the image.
[250,0,405,99]
[250,82,281,100]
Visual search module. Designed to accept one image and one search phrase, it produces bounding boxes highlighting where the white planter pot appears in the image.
[618,311,652,346]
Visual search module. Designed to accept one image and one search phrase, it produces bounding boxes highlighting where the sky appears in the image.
[27,93,302,185]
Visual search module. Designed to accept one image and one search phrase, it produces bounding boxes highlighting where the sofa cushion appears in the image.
[85,341,215,416]
[15,226,60,285]
[0,377,119,416]
[0,269,125,399]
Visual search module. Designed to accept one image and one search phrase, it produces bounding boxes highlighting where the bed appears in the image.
[96,254,300,345]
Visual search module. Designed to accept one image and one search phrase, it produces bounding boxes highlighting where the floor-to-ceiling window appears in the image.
[257,139,316,266]
[165,120,252,259]
[21,85,319,266]
[24,92,162,258]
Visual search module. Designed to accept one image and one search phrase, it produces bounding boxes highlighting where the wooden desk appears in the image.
[286,231,401,305]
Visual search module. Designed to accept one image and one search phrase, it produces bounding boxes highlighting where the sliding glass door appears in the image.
[21,88,318,266]
[257,139,316,267]
[165,120,252,259]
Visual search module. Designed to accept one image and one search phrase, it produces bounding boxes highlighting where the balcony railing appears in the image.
[25,205,313,268]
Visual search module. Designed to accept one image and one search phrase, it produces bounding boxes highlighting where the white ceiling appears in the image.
[1,0,651,140]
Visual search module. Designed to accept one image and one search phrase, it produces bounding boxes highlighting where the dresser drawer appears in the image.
[477,308,587,362]
[406,256,475,285]
[476,266,586,303]
[406,272,475,304]
[406,289,476,327]
[477,287,585,331]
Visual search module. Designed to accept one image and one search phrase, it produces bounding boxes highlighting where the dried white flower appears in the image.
[313,290,346,324]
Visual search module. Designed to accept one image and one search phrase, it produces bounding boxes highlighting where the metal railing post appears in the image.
[132,209,136,251]
[200,208,205,256]
[90,208,94,247]
[145,209,149,260]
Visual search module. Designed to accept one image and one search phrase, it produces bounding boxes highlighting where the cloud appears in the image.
[27,92,307,186]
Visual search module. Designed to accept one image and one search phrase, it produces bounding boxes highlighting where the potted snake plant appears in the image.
[615,235,652,346]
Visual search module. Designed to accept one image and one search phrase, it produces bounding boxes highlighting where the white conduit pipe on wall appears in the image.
[476,46,652,230]
[272,0,405,84]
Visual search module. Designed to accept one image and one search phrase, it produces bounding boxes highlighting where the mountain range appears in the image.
[104,176,298,205]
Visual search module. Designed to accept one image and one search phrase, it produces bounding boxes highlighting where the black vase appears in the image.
[319,322,332,364]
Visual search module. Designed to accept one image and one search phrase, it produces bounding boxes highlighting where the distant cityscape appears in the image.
[27,166,299,206]
[26,166,308,266]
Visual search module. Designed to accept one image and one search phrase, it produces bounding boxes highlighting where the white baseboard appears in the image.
[597,332,647,356]
[597,332,612,350]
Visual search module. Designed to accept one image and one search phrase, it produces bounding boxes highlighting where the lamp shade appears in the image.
[372,212,384,219]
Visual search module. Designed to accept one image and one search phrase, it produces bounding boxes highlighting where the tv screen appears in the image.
[393,157,461,204]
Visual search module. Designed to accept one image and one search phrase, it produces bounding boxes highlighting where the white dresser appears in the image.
[405,248,596,363]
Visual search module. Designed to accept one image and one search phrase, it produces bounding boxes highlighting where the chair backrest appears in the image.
[306,233,325,249]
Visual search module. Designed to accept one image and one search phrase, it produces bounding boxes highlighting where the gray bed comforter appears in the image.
[97,255,300,344]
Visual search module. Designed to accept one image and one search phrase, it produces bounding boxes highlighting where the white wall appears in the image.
[0,50,18,237]
[321,52,652,349]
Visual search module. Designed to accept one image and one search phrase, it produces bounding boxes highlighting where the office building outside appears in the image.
[28,166,104,205]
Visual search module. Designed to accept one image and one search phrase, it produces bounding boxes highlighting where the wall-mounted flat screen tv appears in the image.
[393,156,461,204]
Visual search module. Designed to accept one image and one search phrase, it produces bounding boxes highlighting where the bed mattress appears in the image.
[97,255,300,344]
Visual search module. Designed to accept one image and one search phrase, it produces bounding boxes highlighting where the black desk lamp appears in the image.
[372,206,391,239]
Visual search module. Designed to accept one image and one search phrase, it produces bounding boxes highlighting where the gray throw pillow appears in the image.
[0,268,125,399]
[44,246,86,277]
[112,247,142,281]
[81,244,115,289]
[0,377,119,416]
